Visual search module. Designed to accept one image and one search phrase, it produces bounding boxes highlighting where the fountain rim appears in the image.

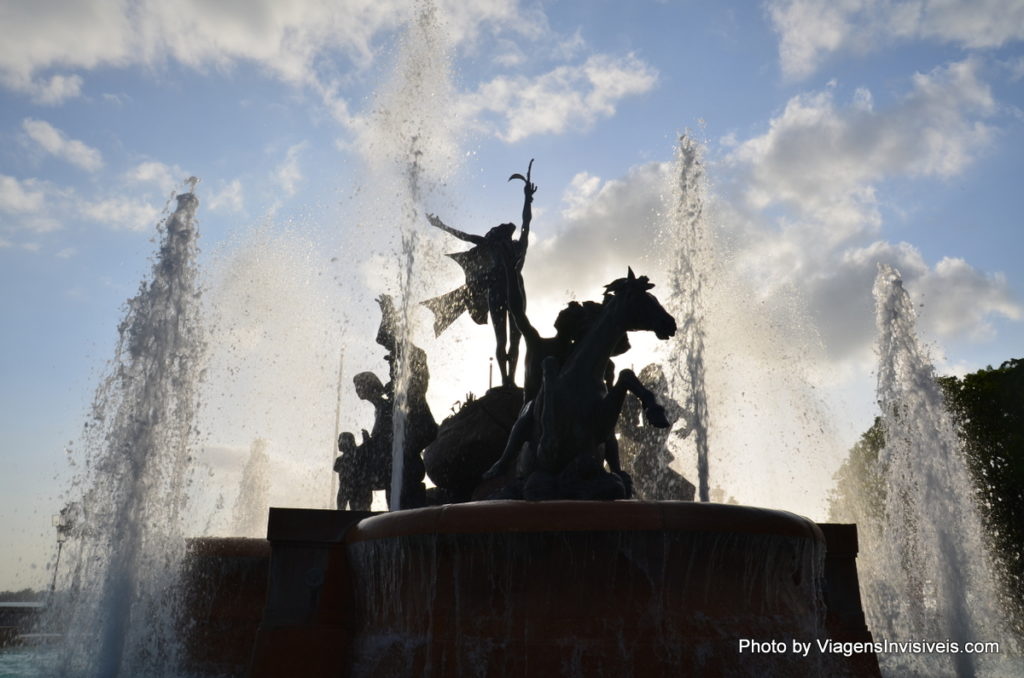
[345,500,824,544]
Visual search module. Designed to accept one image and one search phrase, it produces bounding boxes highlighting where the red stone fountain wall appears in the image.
[220,502,880,678]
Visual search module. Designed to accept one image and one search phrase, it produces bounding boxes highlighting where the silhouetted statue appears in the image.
[375,294,438,509]
[335,432,367,510]
[494,269,677,500]
[482,256,666,492]
[336,372,392,510]
[422,160,537,387]
[499,244,609,403]
[619,364,696,501]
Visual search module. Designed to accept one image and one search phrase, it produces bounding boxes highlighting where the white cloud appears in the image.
[532,146,1021,384]
[527,161,673,298]
[102,92,129,106]
[0,175,44,213]
[457,53,658,142]
[80,197,160,231]
[25,73,84,105]
[22,118,104,171]
[274,144,305,198]
[795,241,1022,360]
[0,0,539,116]
[0,0,385,92]
[493,39,528,67]
[560,171,602,220]
[726,58,994,240]
[208,179,244,212]
[769,0,1024,79]
[715,58,1018,364]
[124,161,186,191]
[1,2,648,152]
[917,256,1022,340]
[55,247,76,259]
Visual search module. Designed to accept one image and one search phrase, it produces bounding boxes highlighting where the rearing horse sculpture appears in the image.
[504,268,678,500]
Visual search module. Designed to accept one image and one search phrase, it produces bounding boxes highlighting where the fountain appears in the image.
[48,70,880,678]
[232,439,271,538]
[39,8,1019,678]
[859,264,1014,676]
[53,184,204,678]
[666,136,712,504]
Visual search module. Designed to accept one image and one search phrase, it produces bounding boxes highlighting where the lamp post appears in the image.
[331,349,344,509]
[49,504,76,599]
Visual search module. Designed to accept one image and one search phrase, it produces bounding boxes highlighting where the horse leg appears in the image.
[535,357,562,472]
[616,368,670,428]
[603,434,633,498]
[482,401,534,480]
[594,379,634,497]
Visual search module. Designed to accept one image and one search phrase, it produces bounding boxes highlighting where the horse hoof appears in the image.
[645,404,670,428]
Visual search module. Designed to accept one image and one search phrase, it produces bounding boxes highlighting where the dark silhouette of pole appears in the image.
[49,506,74,600]
[331,349,344,509]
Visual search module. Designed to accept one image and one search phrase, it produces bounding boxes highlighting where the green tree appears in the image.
[939,359,1024,623]
[827,417,885,527]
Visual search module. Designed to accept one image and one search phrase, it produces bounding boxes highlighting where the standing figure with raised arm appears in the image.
[422,160,537,387]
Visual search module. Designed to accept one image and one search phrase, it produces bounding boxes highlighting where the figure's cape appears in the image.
[421,285,483,336]
[448,247,492,278]
[420,248,492,336]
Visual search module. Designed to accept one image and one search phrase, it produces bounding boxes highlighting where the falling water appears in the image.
[666,135,712,502]
[230,438,270,538]
[56,185,205,677]
[867,263,1010,677]
[358,0,457,510]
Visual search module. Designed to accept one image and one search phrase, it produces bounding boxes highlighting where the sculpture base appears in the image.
[243,502,879,677]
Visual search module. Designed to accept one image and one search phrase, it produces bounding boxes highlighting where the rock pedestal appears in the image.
[422,385,523,501]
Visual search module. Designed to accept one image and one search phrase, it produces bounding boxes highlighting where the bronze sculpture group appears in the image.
[334,161,693,509]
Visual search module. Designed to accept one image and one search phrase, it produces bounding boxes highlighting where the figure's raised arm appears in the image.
[426,213,485,244]
[508,159,537,264]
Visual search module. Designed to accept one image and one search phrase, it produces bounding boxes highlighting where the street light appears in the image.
[49,503,77,599]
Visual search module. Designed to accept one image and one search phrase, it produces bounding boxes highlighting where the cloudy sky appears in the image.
[2,0,1022,589]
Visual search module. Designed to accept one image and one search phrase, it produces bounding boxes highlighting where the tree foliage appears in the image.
[939,359,1024,614]
[827,417,885,527]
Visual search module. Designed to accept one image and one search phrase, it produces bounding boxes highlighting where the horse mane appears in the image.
[603,267,655,299]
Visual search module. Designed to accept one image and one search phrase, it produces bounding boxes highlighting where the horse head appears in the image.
[603,268,677,340]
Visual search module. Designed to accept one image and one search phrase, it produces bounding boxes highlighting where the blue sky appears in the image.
[1,0,1022,589]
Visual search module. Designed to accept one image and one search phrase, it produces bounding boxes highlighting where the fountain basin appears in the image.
[247,502,879,677]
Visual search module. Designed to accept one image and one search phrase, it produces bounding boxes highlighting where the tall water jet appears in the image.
[202,226,339,518]
[231,438,271,538]
[56,184,204,677]
[868,263,1009,677]
[666,135,712,502]
[357,0,458,510]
